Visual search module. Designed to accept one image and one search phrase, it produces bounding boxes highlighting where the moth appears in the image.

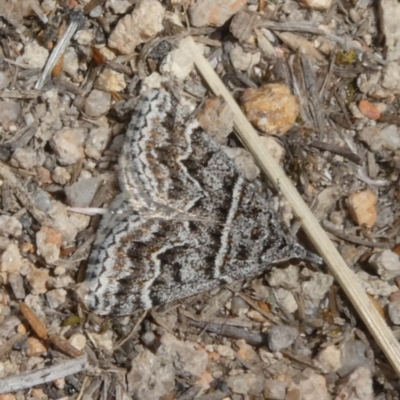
[79,88,320,316]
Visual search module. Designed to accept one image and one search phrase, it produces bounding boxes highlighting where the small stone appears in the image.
[108,0,165,54]
[267,325,298,352]
[230,296,249,316]
[347,189,378,228]
[380,125,400,151]
[288,369,329,400]
[274,288,298,314]
[91,330,113,352]
[20,41,49,68]
[156,333,208,379]
[0,71,10,90]
[264,379,287,400]
[84,89,111,118]
[297,0,333,11]
[230,44,261,71]
[0,394,17,400]
[127,350,175,399]
[358,100,381,120]
[236,340,259,363]
[223,147,260,181]
[27,266,50,295]
[141,330,156,347]
[315,345,342,373]
[64,177,103,207]
[107,0,131,14]
[0,216,23,238]
[160,37,201,80]
[0,100,21,126]
[189,0,246,27]
[382,61,400,94]
[8,272,26,299]
[46,288,67,309]
[225,374,249,395]
[1,243,22,274]
[369,250,400,281]
[96,69,126,92]
[241,84,299,136]
[26,337,47,356]
[380,0,400,62]
[12,147,44,170]
[268,265,300,290]
[62,47,79,77]
[36,226,63,264]
[337,340,373,377]
[301,272,334,302]
[50,128,85,165]
[85,125,112,160]
[75,29,94,46]
[215,344,235,359]
[335,367,373,400]
[68,333,87,351]
[260,136,285,164]
[197,97,234,145]
[388,301,400,324]
[52,166,71,185]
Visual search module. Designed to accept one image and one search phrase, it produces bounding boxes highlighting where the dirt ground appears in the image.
[0,0,400,399]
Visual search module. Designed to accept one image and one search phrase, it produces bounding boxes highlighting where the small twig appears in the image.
[310,141,362,164]
[113,310,147,351]
[0,355,88,394]
[35,11,85,90]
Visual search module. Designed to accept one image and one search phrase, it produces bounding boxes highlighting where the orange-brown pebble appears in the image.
[347,189,378,228]
[0,394,17,400]
[30,388,47,399]
[241,84,299,136]
[359,100,381,120]
[26,337,47,356]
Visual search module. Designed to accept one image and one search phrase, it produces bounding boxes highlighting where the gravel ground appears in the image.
[0,0,400,399]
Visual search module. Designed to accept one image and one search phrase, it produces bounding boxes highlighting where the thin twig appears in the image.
[0,355,88,394]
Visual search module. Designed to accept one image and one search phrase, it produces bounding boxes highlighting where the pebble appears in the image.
[359,124,400,152]
[107,0,131,14]
[189,0,246,27]
[338,368,374,400]
[45,288,67,309]
[197,97,233,145]
[127,350,175,399]
[337,339,372,377]
[369,250,400,281]
[156,333,208,379]
[230,44,261,71]
[241,84,299,136]
[11,148,44,170]
[274,288,298,314]
[264,379,286,400]
[52,166,71,185]
[0,394,17,400]
[36,226,62,264]
[301,272,334,302]
[0,71,10,90]
[84,89,111,118]
[287,369,329,400]
[315,345,342,373]
[26,266,50,295]
[0,216,23,238]
[347,189,378,228]
[96,69,126,92]
[0,100,21,126]
[358,100,381,120]
[379,0,400,62]
[141,330,156,347]
[223,147,260,181]
[26,337,47,357]
[298,0,333,10]
[226,373,264,395]
[8,272,26,299]
[267,325,298,352]
[50,127,85,165]
[64,176,103,207]
[20,41,49,68]
[90,330,113,352]
[62,47,79,78]
[68,333,87,351]
[268,265,300,290]
[236,339,259,363]
[215,344,235,359]
[382,61,400,94]
[260,136,285,164]
[230,295,249,316]
[108,0,165,54]
[160,37,201,80]
[1,243,22,274]
[388,300,400,324]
